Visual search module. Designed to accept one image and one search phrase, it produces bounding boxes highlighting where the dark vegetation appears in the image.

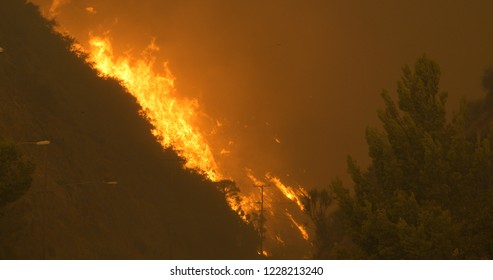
[0,139,34,208]
[0,0,257,259]
[4,0,492,260]
[305,56,493,259]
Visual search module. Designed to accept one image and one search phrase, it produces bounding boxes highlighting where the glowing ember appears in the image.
[258,250,270,257]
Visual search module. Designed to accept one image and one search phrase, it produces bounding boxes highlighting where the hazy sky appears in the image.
[33,0,493,189]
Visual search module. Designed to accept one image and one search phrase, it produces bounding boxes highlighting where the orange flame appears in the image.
[88,36,221,182]
[246,168,265,187]
[266,173,306,211]
[257,250,270,257]
[82,34,310,253]
[286,212,309,241]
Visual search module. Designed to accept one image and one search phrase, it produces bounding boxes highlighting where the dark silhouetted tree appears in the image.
[306,56,493,259]
[0,139,34,208]
[483,66,493,97]
[302,187,346,258]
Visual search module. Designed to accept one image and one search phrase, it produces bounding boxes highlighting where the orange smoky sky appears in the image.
[32,0,493,190]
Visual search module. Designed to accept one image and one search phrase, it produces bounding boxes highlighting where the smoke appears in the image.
[30,0,493,205]
[48,0,70,18]
[482,66,493,98]
[24,0,493,258]
[24,0,493,204]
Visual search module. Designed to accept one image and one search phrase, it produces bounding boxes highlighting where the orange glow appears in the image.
[246,168,265,187]
[48,0,69,18]
[266,173,307,211]
[86,35,264,224]
[258,250,270,257]
[85,7,97,14]
[242,169,271,217]
[81,34,309,254]
[275,234,286,245]
[88,36,221,182]
[286,212,309,241]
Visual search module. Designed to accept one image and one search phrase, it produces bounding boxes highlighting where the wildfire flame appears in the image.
[82,34,310,252]
[286,212,309,241]
[88,36,221,182]
[246,168,265,187]
[266,173,307,212]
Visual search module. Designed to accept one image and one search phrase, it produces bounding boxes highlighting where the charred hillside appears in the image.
[0,0,257,259]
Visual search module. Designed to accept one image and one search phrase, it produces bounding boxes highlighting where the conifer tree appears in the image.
[306,56,493,259]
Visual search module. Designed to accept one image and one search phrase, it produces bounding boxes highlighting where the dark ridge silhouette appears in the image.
[0,0,257,259]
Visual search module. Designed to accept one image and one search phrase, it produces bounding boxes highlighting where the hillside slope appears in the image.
[0,0,257,259]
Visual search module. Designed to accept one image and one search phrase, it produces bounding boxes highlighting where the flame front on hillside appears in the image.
[83,35,310,255]
[88,36,221,182]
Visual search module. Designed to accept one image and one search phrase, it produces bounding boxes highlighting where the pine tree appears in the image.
[306,56,493,259]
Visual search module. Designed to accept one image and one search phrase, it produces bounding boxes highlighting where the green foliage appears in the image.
[0,140,34,208]
[307,55,493,259]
